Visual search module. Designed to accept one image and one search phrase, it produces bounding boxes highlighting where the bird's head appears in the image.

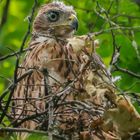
[33,2,78,38]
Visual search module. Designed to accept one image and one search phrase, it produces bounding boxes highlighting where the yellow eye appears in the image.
[47,11,59,22]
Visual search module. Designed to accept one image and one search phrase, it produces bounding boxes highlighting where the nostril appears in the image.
[68,17,72,21]
[68,14,77,21]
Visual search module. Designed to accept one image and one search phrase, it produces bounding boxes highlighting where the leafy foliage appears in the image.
[0,0,140,139]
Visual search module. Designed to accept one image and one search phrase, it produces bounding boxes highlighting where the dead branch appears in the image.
[0,127,48,135]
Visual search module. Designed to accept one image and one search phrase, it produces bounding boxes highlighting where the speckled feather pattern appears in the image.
[12,35,86,129]
[12,2,117,139]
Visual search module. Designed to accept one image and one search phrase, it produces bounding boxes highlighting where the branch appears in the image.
[0,0,10,30]
[0,48,32,61]
[57,100,104,114]
[0,69,33,102]
[0,127,48,135]
[114,64,140,79]
[93,26,140,36]
[112,14,140,20]
[0,127,65,139]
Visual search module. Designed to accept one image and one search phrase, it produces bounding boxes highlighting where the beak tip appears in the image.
[71,19,78,31]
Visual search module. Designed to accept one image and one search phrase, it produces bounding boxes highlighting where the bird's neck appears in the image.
[32,31,73,42]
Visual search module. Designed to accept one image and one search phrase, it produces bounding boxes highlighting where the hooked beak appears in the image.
[68,14,78,31]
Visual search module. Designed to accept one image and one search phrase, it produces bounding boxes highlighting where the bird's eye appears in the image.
[47,11,59,22]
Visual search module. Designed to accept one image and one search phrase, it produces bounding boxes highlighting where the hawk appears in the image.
[12,1,138,140]
[12,1,82,129]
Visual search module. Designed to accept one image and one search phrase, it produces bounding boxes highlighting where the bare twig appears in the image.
[112,14,140,20]
[93,26,140,36]
[0,69,33,104]
[0,127,48,135]
[0,127,65,139]
[95,2,121,74]
[114,64,140,79]
[12,109,48,127]
[57,100,104,114]
[0,48,32,61]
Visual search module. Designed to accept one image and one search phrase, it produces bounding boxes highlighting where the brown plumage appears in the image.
[12,2,118,139]
[12,1,81,129]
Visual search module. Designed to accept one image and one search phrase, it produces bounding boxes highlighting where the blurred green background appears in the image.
[0,0,140,139]
[0,0,140,138]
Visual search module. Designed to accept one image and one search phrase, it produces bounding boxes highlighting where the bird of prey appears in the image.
[12,2,130,140]
[12,1,81,130]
